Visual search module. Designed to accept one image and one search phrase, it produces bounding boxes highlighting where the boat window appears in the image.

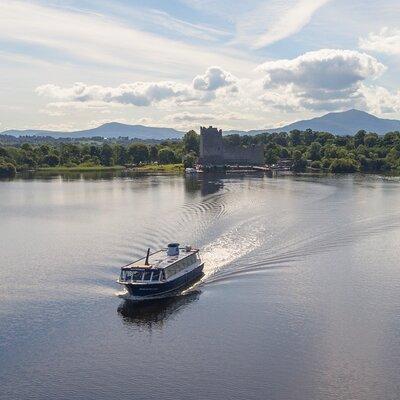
[151,270,160,281]
[143,270,152,281]
[131,270,143,281]
[122,271,131,281]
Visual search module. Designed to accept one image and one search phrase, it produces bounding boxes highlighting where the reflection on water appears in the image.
[2,172,400,400]
[18,169,186,182]
[117,290,201,328]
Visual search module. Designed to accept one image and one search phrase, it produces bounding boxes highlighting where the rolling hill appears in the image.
[1,122,184,140]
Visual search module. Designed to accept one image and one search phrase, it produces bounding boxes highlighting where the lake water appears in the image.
[1,172,400,400]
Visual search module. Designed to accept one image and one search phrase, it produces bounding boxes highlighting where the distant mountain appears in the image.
[272,109,400,135]
[1,122,184,140]
[3,110,400,140]
[225,110,400,136]
[224,129,267,136]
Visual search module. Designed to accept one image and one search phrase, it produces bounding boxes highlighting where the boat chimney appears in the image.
[145,248,151,265]
[167,243,180,257]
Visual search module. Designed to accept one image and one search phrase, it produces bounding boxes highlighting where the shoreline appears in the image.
[35,164,184,173]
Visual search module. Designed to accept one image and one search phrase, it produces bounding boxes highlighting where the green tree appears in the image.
[114,144,129,165]
[292,150,307,172]
[383,132,399,146]
[101,143,114,166]
[330,158,358,173]
[279,147,290,158]
[321,158,332,170]
[356,144,368,157]
[183,152,197,168]
[39,144,51,156]
[310,160,322,169]
[128,143,150,164]
[0,163,16,177]
[316,132,334,145]
[224,134,241,146]
[289,130,302,146]
[0,147,9,158]
[21,143,33,152]
[364,133,378,148]
[264,148,279,165]
[43,154,60,167]
[323,144,338,159]
[308,142,322,161]
[354,130,366,147]
[334,136,348,147]
[149,145,158,162]
[272,132,288,147]
[60,144,81,164]
[90,145,101,158]
[158,147,177,164]
[183,130,200,155]
[21,153,36,168]
[304,129,317,145]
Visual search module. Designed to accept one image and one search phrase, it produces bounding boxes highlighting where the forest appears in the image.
[1,128,400,177]
[0,131,199,177]
[249,129,400,173]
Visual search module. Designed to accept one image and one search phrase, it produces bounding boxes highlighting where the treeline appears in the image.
[0,134,165,146]
[224,129,400,173]
[0,131,200,177]
[2,127,400,177]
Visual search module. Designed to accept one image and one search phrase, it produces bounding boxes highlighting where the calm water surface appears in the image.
[1,172,400,400]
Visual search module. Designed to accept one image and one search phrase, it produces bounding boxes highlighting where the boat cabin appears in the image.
[119,244,200,284]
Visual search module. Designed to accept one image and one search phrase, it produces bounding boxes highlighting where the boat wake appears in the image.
[112,175,400,299]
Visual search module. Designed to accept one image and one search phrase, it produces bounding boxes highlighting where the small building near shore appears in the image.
[198,126,264,166]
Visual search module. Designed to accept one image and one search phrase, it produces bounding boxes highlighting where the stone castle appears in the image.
[198,126,264,166]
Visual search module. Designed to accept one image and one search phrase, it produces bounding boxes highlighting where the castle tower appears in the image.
[199,126,224,166]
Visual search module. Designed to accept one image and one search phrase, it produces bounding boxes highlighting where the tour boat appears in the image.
[117,244,204,300]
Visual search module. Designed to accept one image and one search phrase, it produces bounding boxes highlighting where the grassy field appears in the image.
[130,163,184,172]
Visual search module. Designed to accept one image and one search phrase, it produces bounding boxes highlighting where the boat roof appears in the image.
[122,247,198,270]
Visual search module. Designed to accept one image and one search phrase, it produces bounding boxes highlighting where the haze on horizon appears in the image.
[1,0,400,133]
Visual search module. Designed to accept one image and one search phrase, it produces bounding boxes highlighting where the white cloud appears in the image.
[165,111,246,130]
[359,27,400,55]
[359,84,400,115]
[34,50,396,123]
[0,1,254,78]
[235,0,331,48]
[36,81,188,106]
[181,0,331,49]
[193,66,237,91]
[124,7,230,42]
[168,112,217,123]
[33,122,78,132]
[257,49,386,111]
[36,67,239,108]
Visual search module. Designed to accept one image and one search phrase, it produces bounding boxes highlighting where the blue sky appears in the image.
[1,0,400,131]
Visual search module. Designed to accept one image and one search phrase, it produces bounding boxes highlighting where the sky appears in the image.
[1,0,400,132]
